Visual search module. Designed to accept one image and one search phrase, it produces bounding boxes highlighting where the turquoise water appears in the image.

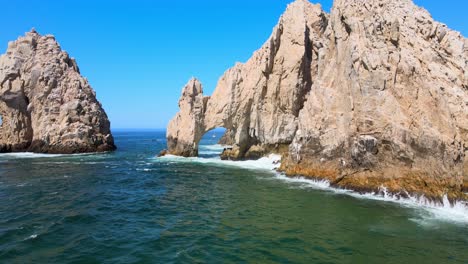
[0,130,467,263]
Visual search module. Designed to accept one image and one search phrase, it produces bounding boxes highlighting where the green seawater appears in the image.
[0,130,467,263]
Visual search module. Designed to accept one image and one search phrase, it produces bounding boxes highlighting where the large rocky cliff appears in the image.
[0,30,115,153]
[166,0,468,200]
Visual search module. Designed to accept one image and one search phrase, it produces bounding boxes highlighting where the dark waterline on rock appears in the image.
[0,130,466,263]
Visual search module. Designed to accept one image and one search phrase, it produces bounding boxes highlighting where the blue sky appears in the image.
[1,0,466,129]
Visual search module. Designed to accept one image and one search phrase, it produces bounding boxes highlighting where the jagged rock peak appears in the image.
[0,30,116,154]
[182,78,203,98]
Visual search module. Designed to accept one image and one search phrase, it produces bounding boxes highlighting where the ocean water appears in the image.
[0,130,467,263]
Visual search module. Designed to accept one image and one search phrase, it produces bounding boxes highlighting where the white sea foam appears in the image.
[198,150,225,155]
[0,152,107,159]
[136,168,152,172]
[27,234,38,240]
[198,144,230,156]
[160,144,468,225]
[273,174,468,225]
[199,144,227,151]
[0,152,65,158]
[158,153,281,171]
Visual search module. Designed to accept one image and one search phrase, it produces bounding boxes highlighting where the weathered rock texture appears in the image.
[167,0,468,200]
[0,29,115,153]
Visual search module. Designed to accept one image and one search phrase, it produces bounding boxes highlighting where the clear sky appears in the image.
[1,0,466,129]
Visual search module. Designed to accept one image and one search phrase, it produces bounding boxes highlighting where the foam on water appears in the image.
[198,144,230,156]
[0,152,65,158]
[199,144,227,152]
[161,144,468,225]
[198,150,225,155]
[159,154,282,171]
[29,234,38,239]
[273,174,468,225]
[0,152,107,159]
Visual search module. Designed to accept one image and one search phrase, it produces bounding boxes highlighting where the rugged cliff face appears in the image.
[166,0,468,200]
[0,29,115,153]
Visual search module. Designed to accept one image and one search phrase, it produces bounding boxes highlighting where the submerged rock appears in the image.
[0,29,115,153]
[166,0,467,200]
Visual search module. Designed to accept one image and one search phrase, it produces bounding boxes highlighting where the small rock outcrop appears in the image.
[166,0,467,200]
[0,29,115,153]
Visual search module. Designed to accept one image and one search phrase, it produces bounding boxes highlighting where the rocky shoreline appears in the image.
[165,0,467,201]
[280,158,467,202]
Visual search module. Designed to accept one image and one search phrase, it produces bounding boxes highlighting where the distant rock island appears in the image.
[166,0,467,200]
[0,29,115,153]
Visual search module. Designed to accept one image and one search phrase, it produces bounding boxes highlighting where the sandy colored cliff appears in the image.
[166,0,467,200]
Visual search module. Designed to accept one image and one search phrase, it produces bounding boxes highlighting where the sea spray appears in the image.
[159,145,468,225]
[0,152,107,159]
[0,153,66,159]
[273,174,468,225]
[158,154,282,172]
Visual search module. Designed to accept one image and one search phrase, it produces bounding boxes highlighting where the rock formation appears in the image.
[218,129,236,145]
[0,29,115,153]
[166,0,467,200]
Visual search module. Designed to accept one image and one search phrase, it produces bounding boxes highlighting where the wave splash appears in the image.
[160,144,468,225]
[273,174,468,226]
[0,152,107,159]
[0,152,65,159]
[159,153,281,171]
[158,143,281,171]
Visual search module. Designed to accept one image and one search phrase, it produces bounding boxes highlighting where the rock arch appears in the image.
[166,78,237,157]
[166,77,255,159]
[166,0,325,159]
[166,0,468,199]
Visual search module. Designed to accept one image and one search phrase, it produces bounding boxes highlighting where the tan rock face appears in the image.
[168,0,328,157]
[0,29,115,154]
[166,0,468,199]
[167,78,208,157]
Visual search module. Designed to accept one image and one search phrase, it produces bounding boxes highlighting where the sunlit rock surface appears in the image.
[0,29,115,153]
[166,0,467,200]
